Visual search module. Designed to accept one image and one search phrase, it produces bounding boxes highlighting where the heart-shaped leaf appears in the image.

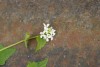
[0,44,16,65]
[27,58,48,67]
[35,36,46,52]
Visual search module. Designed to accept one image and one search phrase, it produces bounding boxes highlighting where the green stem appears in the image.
[0,40,24,52]
[0,36,37,52]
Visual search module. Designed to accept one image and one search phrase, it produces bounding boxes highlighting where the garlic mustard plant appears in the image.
[0,23,56,67]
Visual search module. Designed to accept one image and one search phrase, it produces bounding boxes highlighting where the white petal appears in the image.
[40,32,43,34]
[44,27,48,31]
[52,29,56,33]
[50,29,56,36]
[51,37,53,40]
[52,33,56,36]
[46,38,49,42]
[47,24,50,27]
[43,23,46,27]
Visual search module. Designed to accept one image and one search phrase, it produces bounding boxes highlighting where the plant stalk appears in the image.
[0,36,37,52]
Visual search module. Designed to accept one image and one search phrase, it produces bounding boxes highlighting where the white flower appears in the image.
[40,23,56,42]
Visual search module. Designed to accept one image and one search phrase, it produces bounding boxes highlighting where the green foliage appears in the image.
[35,36,46,52]
[24,32,31,48]
[27,58,48,67]
[0,44,16,65]
[0,33,48,66]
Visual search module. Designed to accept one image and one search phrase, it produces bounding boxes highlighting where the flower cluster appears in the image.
[40,23,56,42]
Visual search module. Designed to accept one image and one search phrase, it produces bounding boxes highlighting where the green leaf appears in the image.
[24,32,31,48]
[38,58,48,67]
[35,36,46,52]
[0,44,16,65]
[27,62,38,67]
[27,58,48,67]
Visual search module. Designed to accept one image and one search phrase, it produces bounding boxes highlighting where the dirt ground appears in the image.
[0,0,100,67]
